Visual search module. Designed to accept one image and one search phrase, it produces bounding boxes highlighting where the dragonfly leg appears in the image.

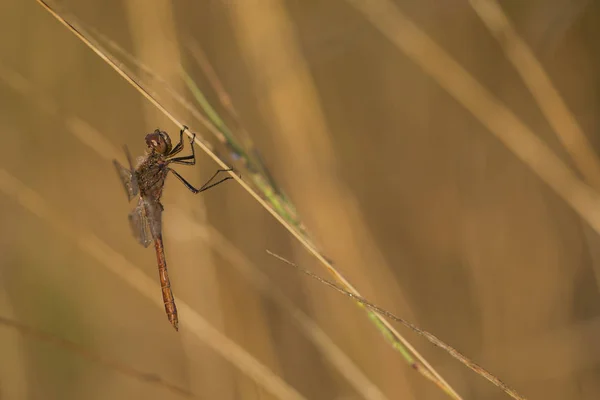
[199,168,235,190]
[168,125,189,157]
[168,168,233,194]
[167,133,196,166]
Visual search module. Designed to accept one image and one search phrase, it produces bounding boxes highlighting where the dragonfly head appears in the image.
[145,129,172,155]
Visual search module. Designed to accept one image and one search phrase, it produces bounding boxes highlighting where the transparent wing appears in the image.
[144,199,163,242]
[128,200,153,248]
[113,146,139,202]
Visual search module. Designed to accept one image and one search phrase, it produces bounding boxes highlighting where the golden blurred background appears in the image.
[1,0,599,399]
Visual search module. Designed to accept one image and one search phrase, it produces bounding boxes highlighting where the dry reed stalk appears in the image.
[225,2,459,398]
[267,250,523,400]
[341,1,600,398]
[0,168,307,400]
[344,0,600,237]
[169,209,391,400]
[0,315,193,398]
[34,2,458,398]
[122,2,241,395]
[0,62,388,400]
[468,0,600,190]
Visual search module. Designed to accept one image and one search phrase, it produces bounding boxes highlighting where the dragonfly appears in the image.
[113,126,233,331]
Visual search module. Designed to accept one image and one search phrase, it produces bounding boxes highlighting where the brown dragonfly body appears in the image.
[114,127,232,331]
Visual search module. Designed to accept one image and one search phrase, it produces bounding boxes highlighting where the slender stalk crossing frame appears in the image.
[35,1,529,399]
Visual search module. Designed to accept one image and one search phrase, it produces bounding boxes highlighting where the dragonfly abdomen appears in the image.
[154,235,179,331]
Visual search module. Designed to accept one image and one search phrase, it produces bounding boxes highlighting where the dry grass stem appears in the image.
[35,1,460,397]
[468,0,600,189]
[171,210,390,400]
[345,0,600,237]
[0,60,389,400]
[267,250,526,400]
[0,169,306,400]
[226,2,460,397]
[185,40,241,122]
[0,316,193,398]
[83,23,228,146]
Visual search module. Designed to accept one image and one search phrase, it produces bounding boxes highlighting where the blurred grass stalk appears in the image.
[34,1,460,398]
[0,61,389,400]
[0,287,29,398]
[468,0,600,191]
[108,15,462,400]
[0,168,307,400]
[344,0,600,238]
[34,0,550,399]
[0,315,193,398]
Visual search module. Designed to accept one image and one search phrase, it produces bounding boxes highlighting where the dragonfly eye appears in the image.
[145,130,172,155]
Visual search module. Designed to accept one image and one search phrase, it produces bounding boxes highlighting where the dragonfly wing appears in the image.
[143,199,163,242]
[113,147,140,202]
[128,200,153,248]
[113,160,139,202]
